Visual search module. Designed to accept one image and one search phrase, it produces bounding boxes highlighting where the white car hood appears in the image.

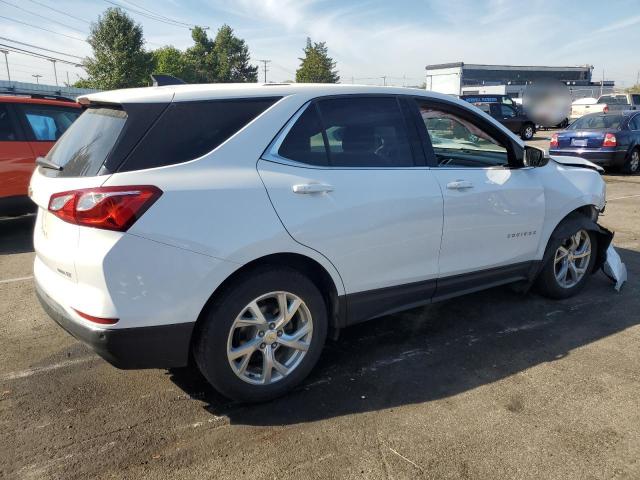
[550,155,604,173]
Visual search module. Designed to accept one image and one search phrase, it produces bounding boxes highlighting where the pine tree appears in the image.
[295,38,340,83]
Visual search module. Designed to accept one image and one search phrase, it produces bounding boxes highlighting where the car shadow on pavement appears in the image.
[0,215,35,254]
[169,247,638,426]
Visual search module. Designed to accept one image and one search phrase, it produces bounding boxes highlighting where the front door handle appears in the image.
[292,183,334,194]
[446,180,474,190]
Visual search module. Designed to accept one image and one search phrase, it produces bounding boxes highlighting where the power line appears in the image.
[0,0,87,34]
[103,0,204,29]
[0,37,84,60]
[0,44,84,67]
[26,0,91,25]
[119,0,198,27]
[0,15,87,43]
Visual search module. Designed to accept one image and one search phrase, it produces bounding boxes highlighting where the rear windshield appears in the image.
[46,107,127,177]
[569,115,624,130]
[597,95,629,105]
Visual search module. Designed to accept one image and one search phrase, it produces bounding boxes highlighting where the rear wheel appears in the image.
[521,123,535,140]
[194,267,327,402]
[622,148,640,175]
[536,227,597,299]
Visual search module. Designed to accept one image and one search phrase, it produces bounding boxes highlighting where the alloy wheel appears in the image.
[226,291,313,385]
[553,230,591,289]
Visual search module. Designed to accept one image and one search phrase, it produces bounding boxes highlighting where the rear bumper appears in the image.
[549,148,626,167]
[35,280,194,369]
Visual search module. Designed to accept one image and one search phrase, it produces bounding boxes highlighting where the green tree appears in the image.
[152,46,191,80]
[212,25,258,82]
[295,38,339,83]
[79,8,152,89]
[184,25,257,83]
[184,26,216,83]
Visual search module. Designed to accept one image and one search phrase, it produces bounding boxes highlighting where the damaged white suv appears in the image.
[31,83,613,402]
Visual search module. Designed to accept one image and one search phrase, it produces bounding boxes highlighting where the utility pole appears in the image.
[600,69,604,97]
[32,74,42,84]
[257,59,271,83]
[0,49,9,83]
[66,71,70,87]
[381,75,386,86]
[50,59,58,86]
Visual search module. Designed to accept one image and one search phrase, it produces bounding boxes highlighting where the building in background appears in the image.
[425,62,614,99]
[0,80,98,99]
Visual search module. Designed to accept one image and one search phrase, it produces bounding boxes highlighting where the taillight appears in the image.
[48,185,162,231]
[550,133,559,148]
[603,133,617,147]
[603,105,609,113]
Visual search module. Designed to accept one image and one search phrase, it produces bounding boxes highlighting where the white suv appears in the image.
[31,84,612,402]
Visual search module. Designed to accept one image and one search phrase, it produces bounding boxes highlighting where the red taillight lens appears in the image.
[550,133,559,148]
[48,185,162,231]
[603,133,617,147]
[72,308,118,325]
[603,105,609,113]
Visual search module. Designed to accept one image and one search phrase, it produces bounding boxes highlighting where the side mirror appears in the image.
[523,146,549,168]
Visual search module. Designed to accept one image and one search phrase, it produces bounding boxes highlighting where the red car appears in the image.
[0,93,81,216]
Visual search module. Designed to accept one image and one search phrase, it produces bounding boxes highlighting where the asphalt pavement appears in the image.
[1,143,639,479]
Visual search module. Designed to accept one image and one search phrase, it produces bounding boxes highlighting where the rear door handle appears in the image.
[446,180,474,190]
[292,183,334,194]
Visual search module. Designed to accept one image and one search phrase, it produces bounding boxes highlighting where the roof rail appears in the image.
[0,89,76,102]
[151,74,186,87]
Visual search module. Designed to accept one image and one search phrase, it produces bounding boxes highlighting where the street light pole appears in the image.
[50,59,58,86]
[32,74,42,85]
[0,49,10,83]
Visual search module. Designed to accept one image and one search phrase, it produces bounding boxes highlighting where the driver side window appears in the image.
[415,101,509,168]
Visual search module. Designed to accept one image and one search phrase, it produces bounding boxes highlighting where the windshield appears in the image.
[46,107,127,177]
[568,114,624,130]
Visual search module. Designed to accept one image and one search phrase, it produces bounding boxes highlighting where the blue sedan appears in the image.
[549,111,640,174]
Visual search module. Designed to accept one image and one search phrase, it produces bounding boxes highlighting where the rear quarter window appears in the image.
[120,97,280,172]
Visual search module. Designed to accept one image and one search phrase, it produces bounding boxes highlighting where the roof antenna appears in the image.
[151,74,186,87]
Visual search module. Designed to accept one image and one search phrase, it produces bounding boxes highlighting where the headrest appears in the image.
[341,125,376,153]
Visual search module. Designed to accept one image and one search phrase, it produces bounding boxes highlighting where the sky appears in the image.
[0,0,639,88]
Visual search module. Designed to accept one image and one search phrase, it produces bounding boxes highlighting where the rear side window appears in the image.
[16,104,80,141]
[46,107,127,177]
[278,105,328,166]
[0,104,19,141]
[121,97,279,172]
[278,97,414,168]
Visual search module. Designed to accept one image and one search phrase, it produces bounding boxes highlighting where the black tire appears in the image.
[536,226,598,299]
[622,148,640,175]
[194,266,327,402]
[521,123,535,140]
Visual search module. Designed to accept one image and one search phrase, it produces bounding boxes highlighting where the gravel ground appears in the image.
[1,158,639,479]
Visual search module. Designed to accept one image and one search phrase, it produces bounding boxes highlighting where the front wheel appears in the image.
[194,267,327,402]
[520,123,535,140]
[536,228,597,299]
